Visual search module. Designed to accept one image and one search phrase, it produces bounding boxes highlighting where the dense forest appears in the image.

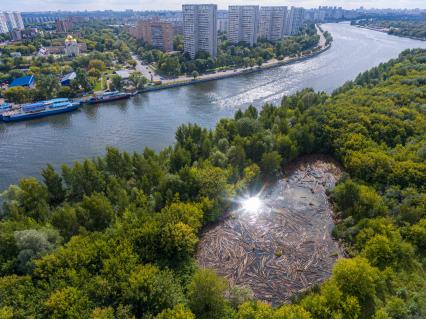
[1,48,426,318]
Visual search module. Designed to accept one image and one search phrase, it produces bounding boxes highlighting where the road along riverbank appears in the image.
[138,25,331,93]
[140,44,331,93]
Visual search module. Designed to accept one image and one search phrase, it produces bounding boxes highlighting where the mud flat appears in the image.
[196,155,345,305]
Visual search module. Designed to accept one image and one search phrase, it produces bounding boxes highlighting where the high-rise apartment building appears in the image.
[183,4,217,59]
[259,6,288,42]
[137,19,174,52]
[4,12,18,31]
[285,7,305,36]
[172,21,183,36]
[1,12,24,32]
[13,12,24,30]
[0,13,8,34]
[228,6,259,46]
[217,18,228,33]
[313,6,344,21]
[56,19,73,33]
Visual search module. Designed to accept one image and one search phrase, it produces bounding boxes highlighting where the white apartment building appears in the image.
[259,6,288,42]
[13,12,25,30]
[228,5,259,47]
[285,7,305,36]
[314,10,327,22]
[183,4,217,59]
[0,13,8,34]
[4,12,18,31]
[1,11,24,32]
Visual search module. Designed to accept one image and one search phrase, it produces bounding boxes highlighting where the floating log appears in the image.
[197,156,345,306]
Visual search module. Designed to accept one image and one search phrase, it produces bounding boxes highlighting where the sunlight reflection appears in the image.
[241,196,263,214]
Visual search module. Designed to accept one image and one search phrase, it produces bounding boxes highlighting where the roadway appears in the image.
[132,54,161,82]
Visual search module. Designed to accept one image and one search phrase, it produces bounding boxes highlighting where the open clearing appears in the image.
[197,156,345,305]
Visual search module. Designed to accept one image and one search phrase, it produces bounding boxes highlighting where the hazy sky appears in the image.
[2,0,425,12]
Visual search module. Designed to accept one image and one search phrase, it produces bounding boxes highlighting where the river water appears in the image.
[1,23,426,190]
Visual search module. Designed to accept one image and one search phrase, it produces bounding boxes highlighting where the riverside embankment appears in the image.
[141,44,331,93]
[139,24,330,93]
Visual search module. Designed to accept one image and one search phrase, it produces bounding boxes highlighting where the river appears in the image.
[1,23,426,190]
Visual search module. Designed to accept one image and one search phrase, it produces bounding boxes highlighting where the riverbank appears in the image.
[2,36,332,116]
[31,27,331,102]
[73,42,331,102]
[356,25,390,33]
[135,24,330,93]
[356,25,426,42]
[140,44,332,94]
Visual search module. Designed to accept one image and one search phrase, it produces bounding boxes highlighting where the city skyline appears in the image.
[1,0,425,12]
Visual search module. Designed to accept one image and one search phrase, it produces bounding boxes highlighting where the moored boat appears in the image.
[2,98,81,122]
[87,91,131,104]
[0,103,12,121]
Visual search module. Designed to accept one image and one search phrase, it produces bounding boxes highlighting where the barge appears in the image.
[2,98,81,122]
[87,91,131,104]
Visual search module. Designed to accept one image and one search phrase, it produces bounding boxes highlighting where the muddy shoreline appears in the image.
[196,155,344,305]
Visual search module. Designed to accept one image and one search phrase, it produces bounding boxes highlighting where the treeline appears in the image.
[1,49,426,318]
[353,19,426,40]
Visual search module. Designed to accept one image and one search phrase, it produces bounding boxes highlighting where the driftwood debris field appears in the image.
[197,156,345,305]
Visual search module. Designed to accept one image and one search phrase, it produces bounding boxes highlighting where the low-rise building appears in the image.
[115,69,132,80]
[39,46,63,55]
[64,35,80,57]
[38,41,87,57]
[60,72,76,86]
[10,52,22,58]
[10,75,35,88]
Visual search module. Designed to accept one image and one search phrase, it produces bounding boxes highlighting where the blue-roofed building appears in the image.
[60,72,76,86]
[10,75,35,88]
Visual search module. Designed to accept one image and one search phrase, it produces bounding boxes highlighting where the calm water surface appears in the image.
[1,23,426,190]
